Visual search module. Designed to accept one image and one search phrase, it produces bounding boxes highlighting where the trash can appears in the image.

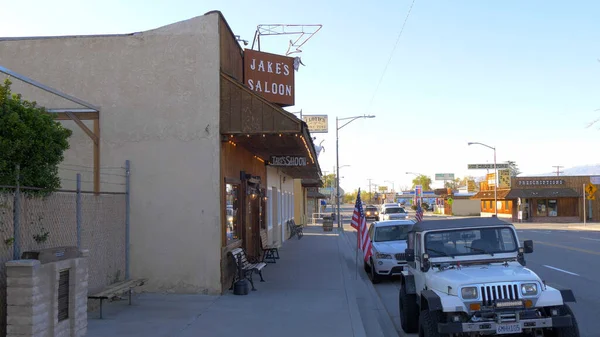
[322,216,333,232]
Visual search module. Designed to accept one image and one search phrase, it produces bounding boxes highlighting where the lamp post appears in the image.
[336,115,376,229]
[468,142,497,217]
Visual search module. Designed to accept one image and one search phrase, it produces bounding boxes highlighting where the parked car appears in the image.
[380,205,409,220]
[363,220,414,283]
[398,217,579,336]
[364,205,379,221]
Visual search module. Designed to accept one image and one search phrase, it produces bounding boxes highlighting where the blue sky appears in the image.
[2,0,600,193]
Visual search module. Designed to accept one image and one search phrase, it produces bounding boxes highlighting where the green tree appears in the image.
[507,161,521,177]
[411,175,432,190]
[0,79,72,190]
[322,173,336,188]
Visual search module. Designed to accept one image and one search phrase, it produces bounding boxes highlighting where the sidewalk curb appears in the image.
[336,229,368,337]
[340,230,399,337]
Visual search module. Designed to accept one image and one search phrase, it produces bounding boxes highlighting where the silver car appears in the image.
[364,220,414,283]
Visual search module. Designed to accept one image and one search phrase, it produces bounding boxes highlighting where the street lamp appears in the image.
[468,142,497,217]
[336,115,376,229]
[332,165,350,215]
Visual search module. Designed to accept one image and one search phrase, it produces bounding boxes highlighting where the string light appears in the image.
[228,140,237,147]
[300,135,315,164]
[254,155,265,163]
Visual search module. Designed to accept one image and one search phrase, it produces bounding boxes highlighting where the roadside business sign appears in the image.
[244,49,295,106]
[468,163,510,170]
[269,155,307,167]
[302,115,328,133]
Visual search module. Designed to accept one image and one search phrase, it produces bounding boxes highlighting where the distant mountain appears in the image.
[524,164,600,177]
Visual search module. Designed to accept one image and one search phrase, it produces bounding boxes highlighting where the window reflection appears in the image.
[226,183,240,243]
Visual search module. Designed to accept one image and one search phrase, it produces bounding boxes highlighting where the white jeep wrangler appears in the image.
[399,217,579,337]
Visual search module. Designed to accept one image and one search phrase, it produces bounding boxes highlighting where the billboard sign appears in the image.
[244,49,295,106]
[302,114,328,133]
[468,163,510,170]
[435,173,454,181]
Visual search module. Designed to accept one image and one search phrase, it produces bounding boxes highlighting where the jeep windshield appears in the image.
[424,226,518,258]
[375,225,411,242]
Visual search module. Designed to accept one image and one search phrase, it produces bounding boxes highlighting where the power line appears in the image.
[365,0,417,114]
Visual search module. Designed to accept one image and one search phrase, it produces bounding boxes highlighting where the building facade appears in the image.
[0,11,321,295]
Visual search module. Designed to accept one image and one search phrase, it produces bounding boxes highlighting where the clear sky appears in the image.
[2,0,600,193]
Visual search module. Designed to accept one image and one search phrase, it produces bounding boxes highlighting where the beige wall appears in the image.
[266,167,294,246]
[451,199,481,216]
[0,13,223,294]
[293,179,305,225]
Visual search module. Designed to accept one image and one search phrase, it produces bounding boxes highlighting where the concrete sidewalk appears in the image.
[87,226,368,337]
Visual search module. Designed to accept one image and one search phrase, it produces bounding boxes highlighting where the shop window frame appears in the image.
[537,199,548,216]
[224,177,242,246]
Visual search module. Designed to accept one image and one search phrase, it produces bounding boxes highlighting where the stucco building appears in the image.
[0,11,321,294]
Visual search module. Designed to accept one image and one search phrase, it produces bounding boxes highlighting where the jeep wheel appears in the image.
[546,304,580,337]
[368,258,381,284]
[399,285,419,333]
[419,310,446,337]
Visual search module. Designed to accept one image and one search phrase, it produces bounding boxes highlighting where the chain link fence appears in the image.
[0,161,130,336]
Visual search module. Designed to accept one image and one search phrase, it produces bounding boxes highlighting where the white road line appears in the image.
[543,265,580,276]
[581,237,600,242]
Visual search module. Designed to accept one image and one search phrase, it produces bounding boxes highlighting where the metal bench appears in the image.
[288,219,303,239]
[260,230,279,263]
[229,247,266,291]
[88,278,147,319]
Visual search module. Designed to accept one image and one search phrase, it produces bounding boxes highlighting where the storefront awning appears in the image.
[220,72,321,180]
[471,189,512,200]
[307,190,327,199]
[505,188,579,199]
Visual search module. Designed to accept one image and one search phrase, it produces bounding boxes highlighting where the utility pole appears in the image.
[552,166,564,177]
[367,178,373,203]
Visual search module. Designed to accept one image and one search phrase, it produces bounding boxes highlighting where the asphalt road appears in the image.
[332,204,600,337]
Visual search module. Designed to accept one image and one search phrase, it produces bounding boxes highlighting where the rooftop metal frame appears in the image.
[0,65,101,193]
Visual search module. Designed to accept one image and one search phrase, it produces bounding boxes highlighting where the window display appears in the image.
[226,183,240,244]
[548,199,558,217]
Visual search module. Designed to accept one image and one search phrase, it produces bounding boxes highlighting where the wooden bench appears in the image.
[88,278,147,319]
[288,219,304,240]
[229,248,266,291]
[260,230,280,263]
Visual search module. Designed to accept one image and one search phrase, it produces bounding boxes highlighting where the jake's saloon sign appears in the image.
[244,49,295,106]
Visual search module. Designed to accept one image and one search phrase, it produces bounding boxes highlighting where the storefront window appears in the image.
[226,183,241,244]
[548,199,558,217]
[537,199,547,216]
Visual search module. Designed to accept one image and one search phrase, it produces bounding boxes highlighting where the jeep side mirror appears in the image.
[421,253,431,272]
[405,248,414,262]
[523,240,534,254]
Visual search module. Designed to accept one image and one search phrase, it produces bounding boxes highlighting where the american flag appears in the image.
[415,199,424,223]
[351,189,372,262]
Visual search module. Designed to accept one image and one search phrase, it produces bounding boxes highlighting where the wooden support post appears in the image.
[93,119,100,195]
[62,111,101,194]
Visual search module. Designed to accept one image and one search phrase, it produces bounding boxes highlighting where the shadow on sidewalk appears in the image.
[87,226,360,337]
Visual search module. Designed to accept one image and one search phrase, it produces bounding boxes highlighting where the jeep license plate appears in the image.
[496,323,522,334]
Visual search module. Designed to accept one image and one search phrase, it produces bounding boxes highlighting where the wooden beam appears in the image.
[65,112,99,144]
[93,119,100,194]
[54,112,99,120]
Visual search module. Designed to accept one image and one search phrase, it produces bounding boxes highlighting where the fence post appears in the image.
[13,164,21,260]
[125,160,131,280]
[76,173,82,250]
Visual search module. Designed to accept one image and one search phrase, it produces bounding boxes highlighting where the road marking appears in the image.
[581,237,600,242]
[520,238,600,256]
[543,265,580,276]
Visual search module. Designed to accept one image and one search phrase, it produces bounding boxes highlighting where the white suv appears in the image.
[363,220,415,283]
[398,217,579,336]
